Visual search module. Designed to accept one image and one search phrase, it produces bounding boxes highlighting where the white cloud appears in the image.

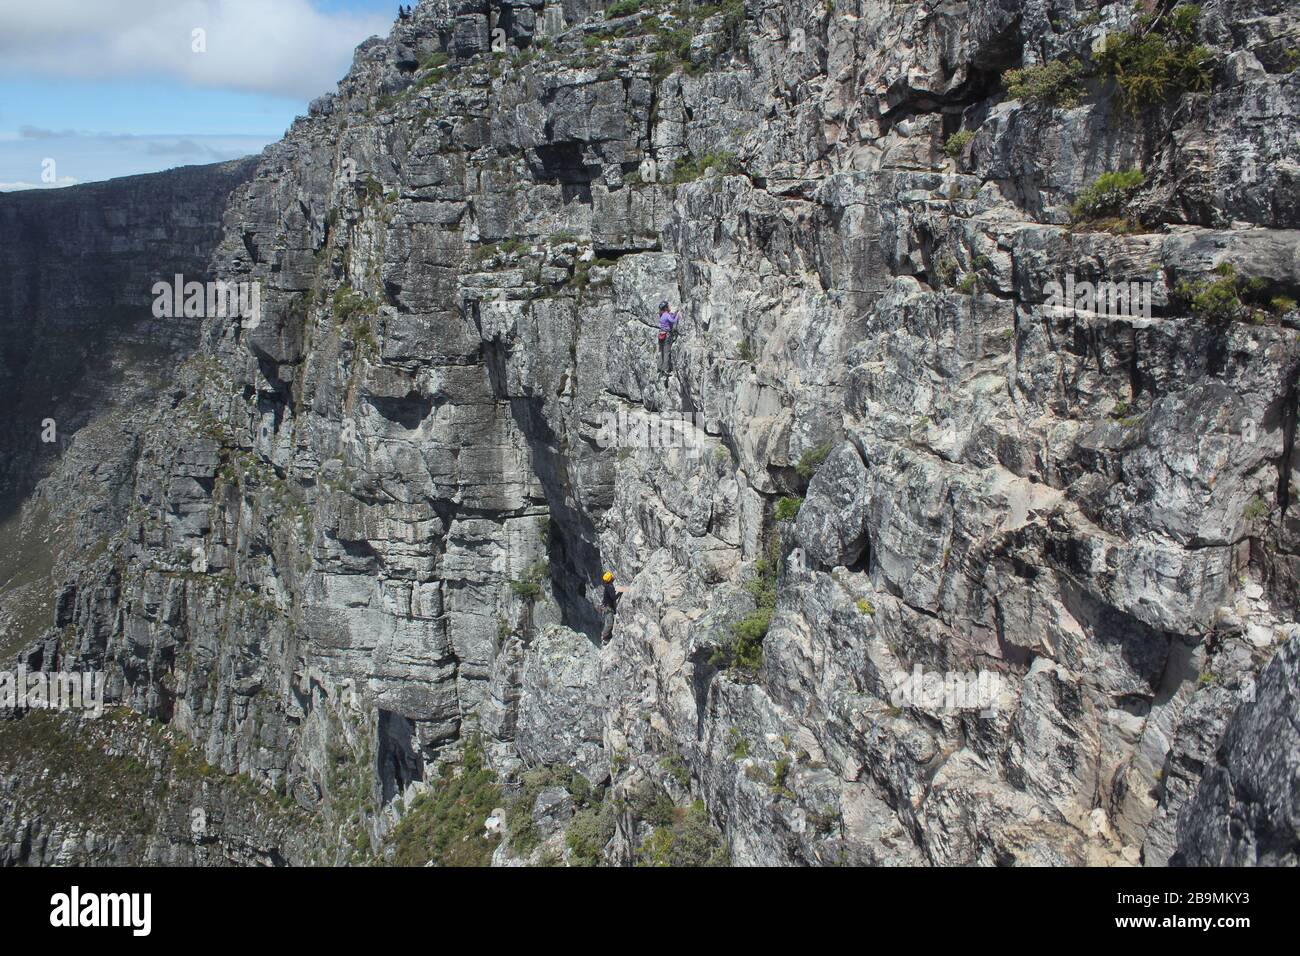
[0,0,393,100]
[0,177,80,191]
[0,131,274,188]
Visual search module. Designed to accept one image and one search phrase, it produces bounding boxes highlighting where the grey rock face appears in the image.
[0,160,258,675]
[795,443,871,569]
[514,626,605,785]
[1173,633,1300,866]
[2,0,1298,866]
[0,710,321,866]
[0,160,258,508]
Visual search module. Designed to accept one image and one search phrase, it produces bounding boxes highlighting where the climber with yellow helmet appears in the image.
[599,570,623,643]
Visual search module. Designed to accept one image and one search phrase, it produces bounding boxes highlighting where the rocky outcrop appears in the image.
[0,159,258,508]
[2,0,1297,866]
[1173,633,1300,866]
[0,159,258,670]
[0,709,319,866]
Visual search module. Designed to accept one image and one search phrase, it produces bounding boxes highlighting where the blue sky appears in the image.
[0,0,397,190]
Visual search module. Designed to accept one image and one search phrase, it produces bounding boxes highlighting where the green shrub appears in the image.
[655,25,693,62]
[659,752,690,788]
[712,0,749,58]
[505,766,564,856]
[956,273,979,296]
[638,800,728,867]
[943,129,975,158]
[649,0,747,77]
[728,608,769,671]
[606,0,642,17]
[1096,4,1214,114]
[412,69,447,91]
[473,238,528,263]
[774,496,803,522]
[566,802,616,866]
[1003,59,1084,107]
[627,779,676,828]
[384,736,501,867]
[1243,495,1270,521]
[509,559,550,601]
[729,729,750,760]
[1178,263,1245,322]
[332,283,379,322]
[1176,263,1276,324]
[795,442,833,480]
[412,52,451,88]
[938,257,961,288]
[671,150,739,183]
[771,756,792,795]
[745,545,779,608]
[1070,169,1145,223]
[711,540,779,675]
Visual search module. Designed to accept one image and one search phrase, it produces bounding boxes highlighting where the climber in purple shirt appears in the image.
[657,301,680,374]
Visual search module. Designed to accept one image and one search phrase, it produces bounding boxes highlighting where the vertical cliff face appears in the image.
[3,0,1298,866]
[0,160,259,510]
[0,161,257,678]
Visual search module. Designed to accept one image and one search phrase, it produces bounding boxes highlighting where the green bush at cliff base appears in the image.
[639,800,729,866]
[504,765,564,856]
[567,801,617,865]
[1097,4,1214,114]
[384,736,501,867]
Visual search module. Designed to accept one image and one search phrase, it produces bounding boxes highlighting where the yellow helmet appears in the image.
[602,571,614,583]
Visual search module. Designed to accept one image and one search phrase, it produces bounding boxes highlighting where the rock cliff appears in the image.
[2,0,1297,866]
[0,159,259,510]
